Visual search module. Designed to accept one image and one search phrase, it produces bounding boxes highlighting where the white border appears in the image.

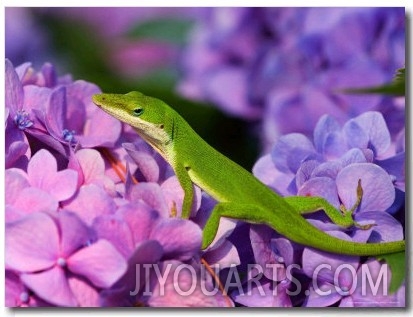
[1,2,412,317]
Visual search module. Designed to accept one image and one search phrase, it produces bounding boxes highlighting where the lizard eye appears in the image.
[133,108,144,116]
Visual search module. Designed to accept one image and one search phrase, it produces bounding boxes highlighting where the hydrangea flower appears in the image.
[178,8,405,150]
[247,110,405,306]
[5,60,238,307]
[5,59,122,165]
[6,211,128,306]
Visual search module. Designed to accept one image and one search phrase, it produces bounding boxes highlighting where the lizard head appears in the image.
[92,91,173,156]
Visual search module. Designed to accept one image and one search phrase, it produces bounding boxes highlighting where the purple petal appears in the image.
[12,187,59,215]
[73,148,115,191]
[74,81,121,147]
[128,183,169,217]
[150,218,202,261]
[44,86,67,140]
[298,176,341,207]
[351,260,400,307]
[6,212,59,272]
[304,282,342,307]
[67,275,100,307]
[27,149,57,182]
[58,211,94,257]
[5,168,30,205]
[117,203,159,245]
[233,279,292,307]
[123,142,160,182]
[203,240,240,268]
[92,214,135,259]
[250,225,287,281]
[313,114,347,158]
[355,211,404,242]
[343,111,391,157]
[336,163,395,212]
[68,239,128,288]
[5,270,27,307]
[75,149,105,182]
[6,140,29,169]
[63,184,117,225]
[296,160,320,188]
[161,176,202,218]
[302,231,359,283]
[100,240,164,307]
[271,133,316,174]
[253,154,294,196]
[46,169,79,202]
[310,161,342,180]
[313,115,341,152]
[340,148,368,167]
[377,152,405,189]
[22,85,52,112]
[5,59,23,115]
[27,149,78,201]
[148,260,227,307]
[21,266,77,306]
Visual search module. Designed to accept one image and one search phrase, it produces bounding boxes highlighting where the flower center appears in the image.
[57,257,67,267]
[14,111,33,130]
[20,291,29,303]
[62,129,76,143]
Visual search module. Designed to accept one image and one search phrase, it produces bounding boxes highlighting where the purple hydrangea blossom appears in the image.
[5,59,122,163]
[247,111,405,306]
[5,59,238,307]
[178,8,405,150]
[6,211,128,306]
[302,228,404,307]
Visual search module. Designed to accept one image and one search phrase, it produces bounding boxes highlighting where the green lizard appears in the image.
[92,91,405,258]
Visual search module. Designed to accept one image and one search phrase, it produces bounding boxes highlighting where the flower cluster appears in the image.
[247,111,405,307]
[5,60,234,307]
[178,7,405,150]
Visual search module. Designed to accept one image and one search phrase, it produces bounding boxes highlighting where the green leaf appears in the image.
[126,18,194,45]
[376,251,405,294]
[340,67,405,96]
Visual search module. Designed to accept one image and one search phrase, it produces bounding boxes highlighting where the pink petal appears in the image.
[150,218,202,261]
[92,214,135,258]
[20,266,77,307]
[63,184,116,225]
[13,187,59,215]
[58,211,93,257]
[161,176,202,217]
[68,275,100,307]
[5,168,29,205]
[75,149,105,184]
[68,239,127,288]
[47,169,78,202]
[6,212,59,272]
[117,202,159,246]
[203,240,240,268]
[27,149,57,184]
[128,183,169,217]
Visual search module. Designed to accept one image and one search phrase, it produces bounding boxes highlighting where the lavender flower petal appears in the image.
[336,163,395,212]
[6,212,59,272]
[68,239,127,288]
[20,266,77,307]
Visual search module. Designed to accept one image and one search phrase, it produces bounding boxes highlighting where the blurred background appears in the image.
[5,7,405,170]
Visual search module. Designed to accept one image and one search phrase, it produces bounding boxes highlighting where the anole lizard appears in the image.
[92,91,405,258]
